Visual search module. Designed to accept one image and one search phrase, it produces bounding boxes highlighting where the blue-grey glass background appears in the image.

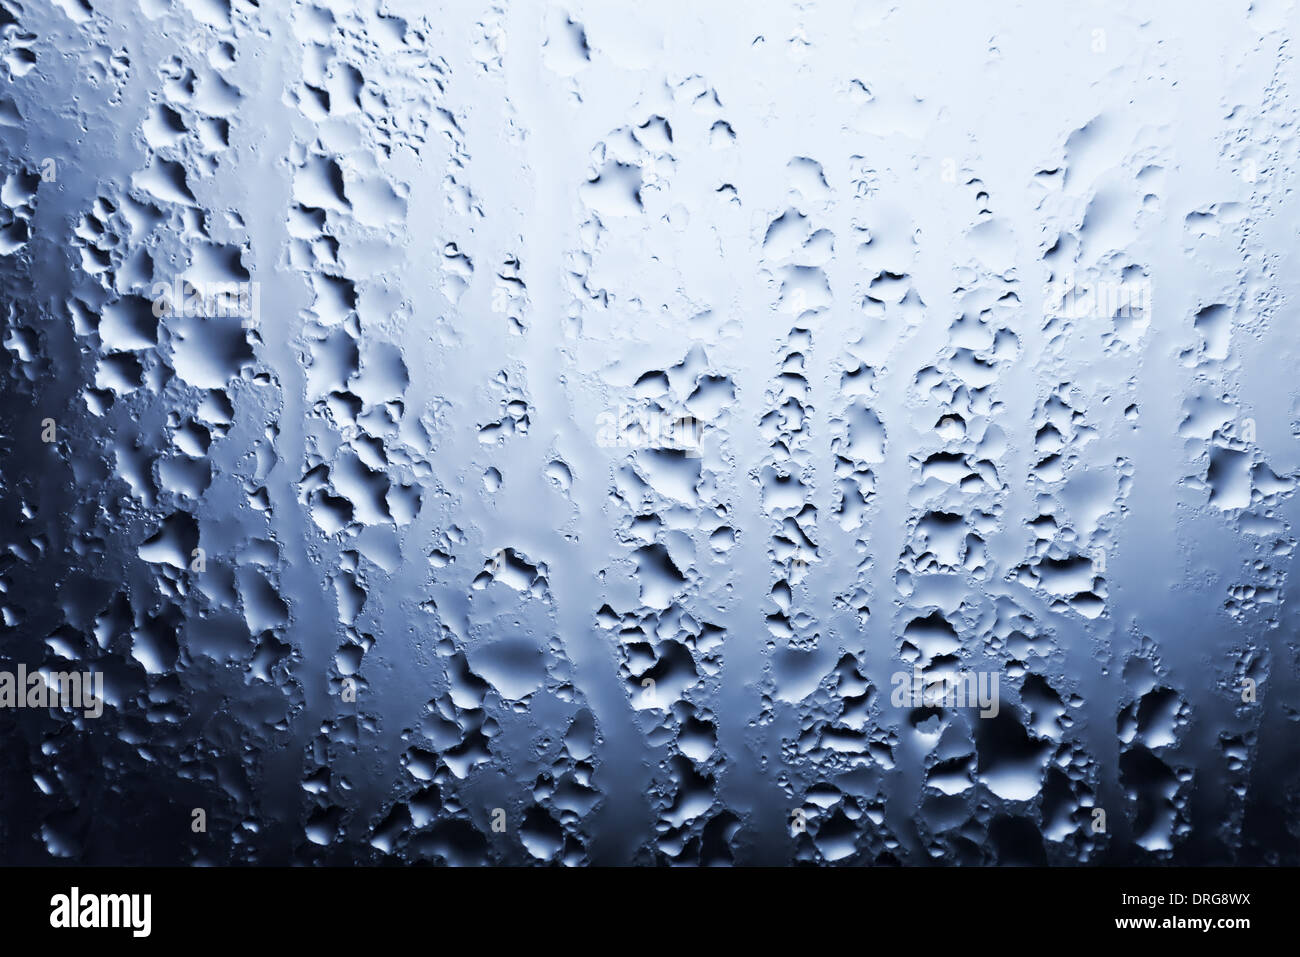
[0,0,1298,865]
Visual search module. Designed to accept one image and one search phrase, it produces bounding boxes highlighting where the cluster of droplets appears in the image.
[0,0,1299,866]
